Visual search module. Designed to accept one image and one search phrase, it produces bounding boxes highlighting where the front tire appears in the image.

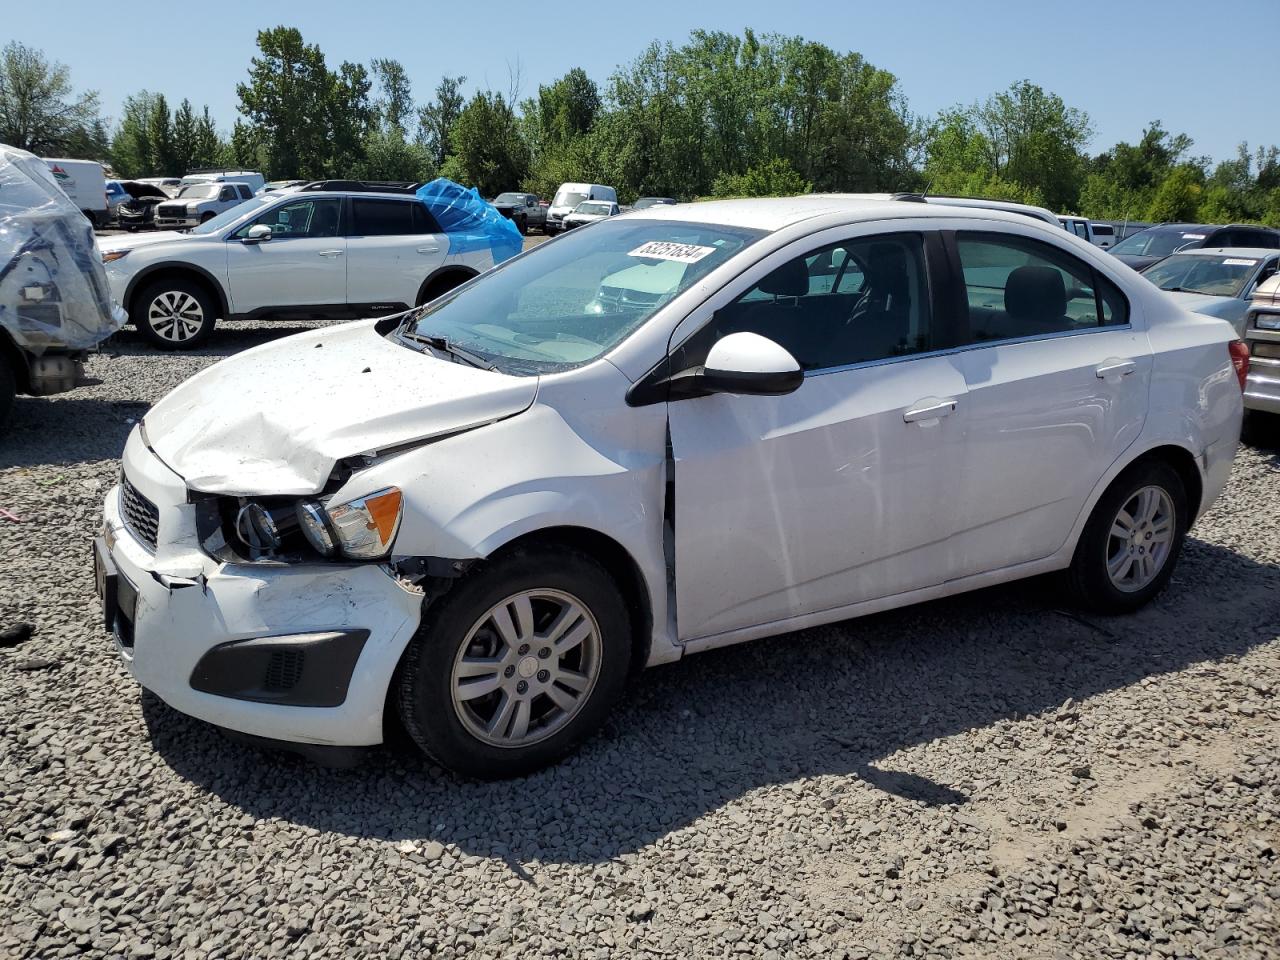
[1067,460,1188,614]
[516,214,528,236]
[131,278,217,349]
[396,546,632,779]
[0,357,16,425]
[199,212,215,223]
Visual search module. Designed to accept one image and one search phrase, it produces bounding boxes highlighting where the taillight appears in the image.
[1229,340,1250,392]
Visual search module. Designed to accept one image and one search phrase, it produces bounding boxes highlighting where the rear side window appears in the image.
[956,232,1128,344]
[237,185,252,199]
[1092,224,1114,237]
[352,198,429,236]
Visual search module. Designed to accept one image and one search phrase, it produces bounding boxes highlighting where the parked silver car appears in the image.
[1141,248,1280,336]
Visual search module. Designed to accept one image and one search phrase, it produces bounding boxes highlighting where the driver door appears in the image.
[224,197,347,314]
[667,229,969,642]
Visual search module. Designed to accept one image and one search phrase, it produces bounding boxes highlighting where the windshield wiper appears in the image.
[399,329,496,371]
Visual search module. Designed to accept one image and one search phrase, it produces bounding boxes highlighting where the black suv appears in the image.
[1111,223,1280,271]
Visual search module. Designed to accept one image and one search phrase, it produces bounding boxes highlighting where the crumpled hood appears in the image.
[143,319,538,496]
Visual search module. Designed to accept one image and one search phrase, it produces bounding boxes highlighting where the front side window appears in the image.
[219,187,235,202]
[352,198,421,236]
[406,219,764,374]
[956,233,1128,342]
[705,233,932,371]
[236,198,342,239]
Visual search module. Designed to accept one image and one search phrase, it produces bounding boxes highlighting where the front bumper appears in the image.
[99,428,424,746]
[1244,355,1280,414]
[154,215,198,229]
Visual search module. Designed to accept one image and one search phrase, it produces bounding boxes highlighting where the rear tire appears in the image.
[131,278,217,349]
[395,545,632,779]
[1067,459,1188,614]
[417,272,471,306]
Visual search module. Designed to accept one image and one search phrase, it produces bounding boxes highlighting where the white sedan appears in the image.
[96,195,1245,777]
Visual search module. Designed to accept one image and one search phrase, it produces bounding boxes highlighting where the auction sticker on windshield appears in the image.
[1224,258,1259,266]
[629,241,717,263]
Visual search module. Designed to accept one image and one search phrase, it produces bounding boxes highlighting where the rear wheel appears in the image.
[1067,460,1188,614]
[417,272,472,306]
[395,546,632,779]
[131,278,217,349]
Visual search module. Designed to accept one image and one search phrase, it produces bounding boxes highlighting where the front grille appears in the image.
[157,204,187,218]
[264,650,305,691]
[120,476,160,551]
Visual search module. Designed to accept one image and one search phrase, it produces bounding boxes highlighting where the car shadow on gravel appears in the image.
[101,321,337,359]
[141,535,1278,864]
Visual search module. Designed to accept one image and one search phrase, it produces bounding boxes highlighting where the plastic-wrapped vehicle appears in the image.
[0,144,124,424]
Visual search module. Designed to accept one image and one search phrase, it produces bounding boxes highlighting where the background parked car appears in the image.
[563,199,620,229]
[547,182,617,233]
[257,179,308,196]
[1242,271,1280,423]
[632,197,677,210]
[114,181,172,231]
[1110,223,1280,270]
[1141,248,1280,336]
[179,169,266,193]
[42,157,109,226]
[1058,215,1114,249]
[99,180,511,348]
[492,192,546,234]
[135,176,181,195]
[154,181,254,229]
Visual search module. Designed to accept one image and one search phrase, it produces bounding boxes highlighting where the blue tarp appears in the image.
[416,178,523,265]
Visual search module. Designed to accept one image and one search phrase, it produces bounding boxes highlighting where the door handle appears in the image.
[1095,358,1136,379]
[417,245,440,254]
[903,397,958,423]
[317,249,344,258]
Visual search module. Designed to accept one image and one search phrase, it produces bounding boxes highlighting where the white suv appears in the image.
[99,182,498,348]
[96,196,1244,777]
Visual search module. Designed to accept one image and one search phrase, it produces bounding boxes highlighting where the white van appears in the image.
[547,182,617,233]
[43,158,109,226]
[180,169,266,194]
[1058,215,1115,250]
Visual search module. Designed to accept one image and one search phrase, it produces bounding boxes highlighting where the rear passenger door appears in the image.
[946,230,1151,577]
[344,198,447,311]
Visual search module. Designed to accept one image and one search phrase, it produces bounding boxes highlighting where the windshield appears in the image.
[494,193,523,204]
[553,190,587,209]
[176,184,218,199]
[406,219,765,374]
[1112,228,1205,258]
[575,202,611,215]
[189,195,272,235]
[1142,254,1261,298]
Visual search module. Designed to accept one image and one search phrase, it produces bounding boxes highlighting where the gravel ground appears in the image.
[1,315,1278,960]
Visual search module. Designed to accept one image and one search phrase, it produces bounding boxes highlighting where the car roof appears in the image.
[620,193,1062,232]
[1163,246,1278,259]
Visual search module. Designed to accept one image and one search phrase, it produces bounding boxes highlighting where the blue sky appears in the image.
[8,0,1277,163]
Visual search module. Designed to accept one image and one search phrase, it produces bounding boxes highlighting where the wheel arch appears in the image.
[415,265,479,307]
[1119,444,1204,519]
[0,327,31,394]
[123,262,229,319]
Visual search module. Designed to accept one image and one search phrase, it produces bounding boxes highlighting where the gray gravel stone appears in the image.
[1,313,1278,958]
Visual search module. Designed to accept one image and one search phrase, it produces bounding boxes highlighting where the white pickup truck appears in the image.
[154,181,255,230]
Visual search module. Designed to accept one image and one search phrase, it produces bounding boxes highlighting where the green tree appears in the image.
[709,157,811,198]
[0,41,103,155]
[371,58,413,134]
[147,93,177,176]
[1147,165,1204,222]
[417,75,467,170]
[236,26,332,177]
[438,92,529,196]
[172,98,198,175]
[1079,122,1198,219]
[110,92,156,176]
[325,60,373,176]
[191,107,222,168]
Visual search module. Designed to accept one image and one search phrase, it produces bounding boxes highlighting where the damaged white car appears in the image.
[97,196,1244,777]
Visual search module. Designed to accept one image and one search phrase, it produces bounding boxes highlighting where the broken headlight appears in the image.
[296,487,402,561]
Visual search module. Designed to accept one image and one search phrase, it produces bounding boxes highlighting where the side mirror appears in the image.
[243,224,272,244]
[701,331,803,396]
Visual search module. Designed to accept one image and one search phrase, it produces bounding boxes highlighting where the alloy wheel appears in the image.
[146,291,205,343]
[450,588,602,748]
[1105,485,1175,592]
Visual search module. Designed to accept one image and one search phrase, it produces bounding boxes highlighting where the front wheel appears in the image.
[1067,460,1188,614]
[131,278,217,349]
[516,215,527,236]
[199,211,216,223]
[0,356,16,425]
[396,546,632,779]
